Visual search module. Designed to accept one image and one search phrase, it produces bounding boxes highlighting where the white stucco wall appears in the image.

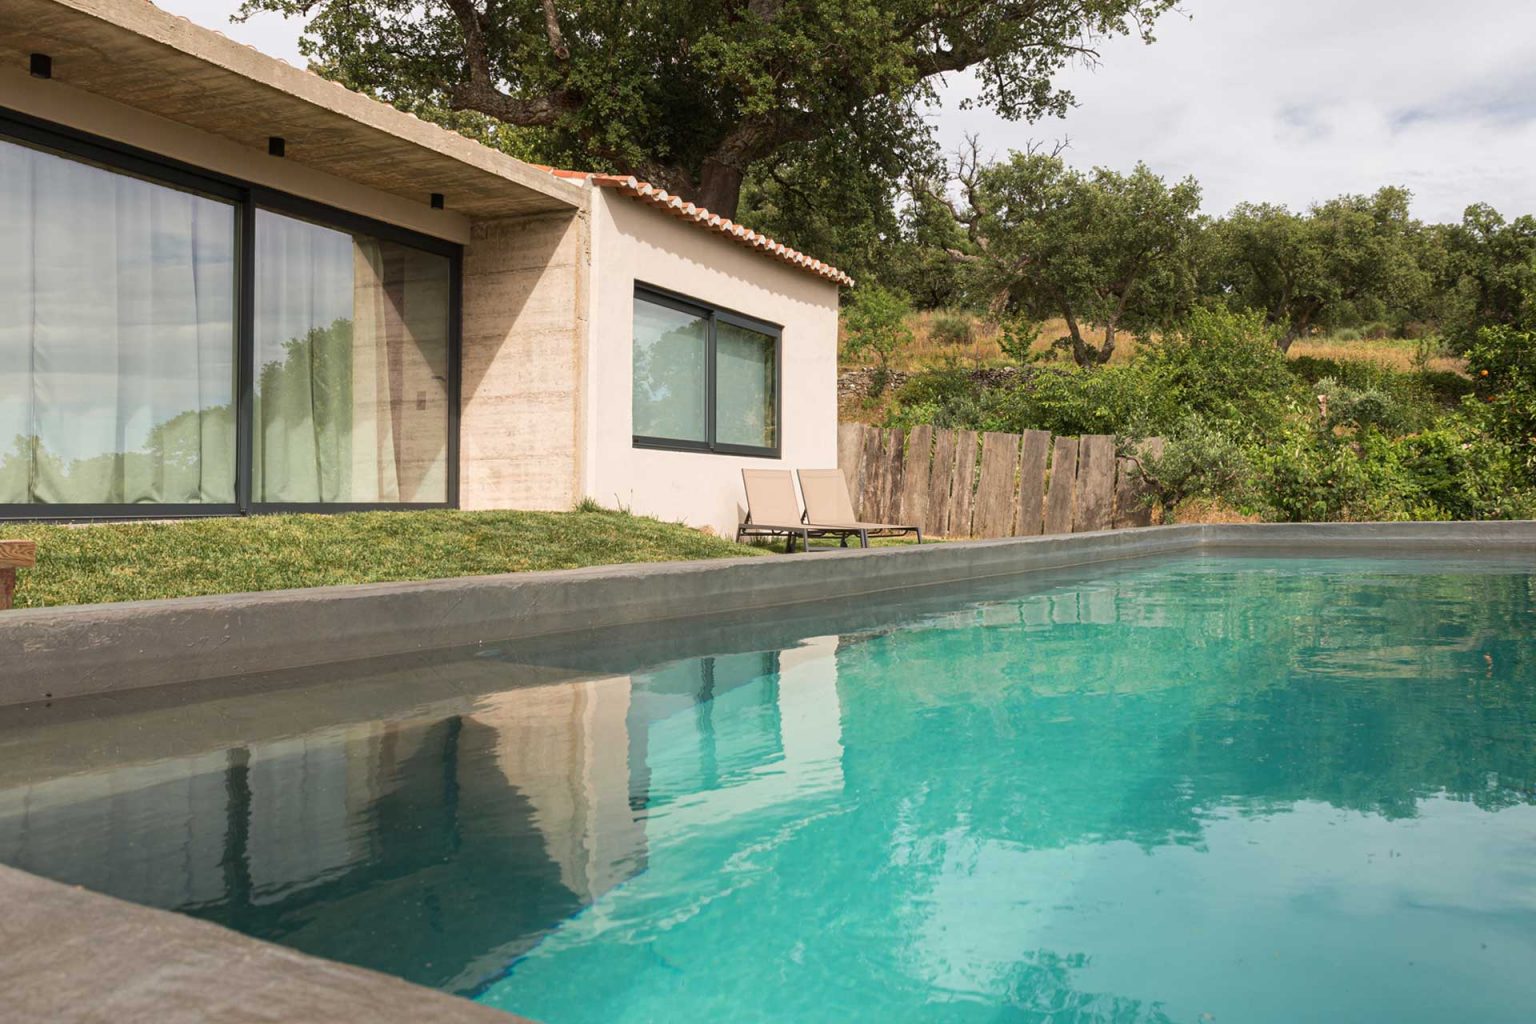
[583,189,842,537]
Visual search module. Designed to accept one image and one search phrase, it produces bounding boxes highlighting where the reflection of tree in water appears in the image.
[820,566,1536,1014]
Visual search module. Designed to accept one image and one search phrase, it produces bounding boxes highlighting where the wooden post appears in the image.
[881,427,906,526]
[1015,430,1052,536]
[1113,436,1165,528]
[973,432,1023,538]
[1042,436,1079,535]
[898,424,933,528]
[837,423,866,504]
[858,425,885,521]
[1074,434,1116,532]
[947,429,980,538]
[0,540,37,611]
[925,428,958,536]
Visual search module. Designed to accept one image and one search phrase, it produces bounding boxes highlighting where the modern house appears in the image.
[0,0,848,536]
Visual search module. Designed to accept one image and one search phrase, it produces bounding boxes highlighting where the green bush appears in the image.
[889,368,991,429]
[1140,417,1261,510]
[842,285,913,374]
[1463,324,1536,480]
[1138,306,1300,435]
[1313,376,1405,433]
[927,310,976,348]
[979,364,1178,437]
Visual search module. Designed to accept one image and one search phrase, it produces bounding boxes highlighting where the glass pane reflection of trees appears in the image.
[0,559,1533,1024]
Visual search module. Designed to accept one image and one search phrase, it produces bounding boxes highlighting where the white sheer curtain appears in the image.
[253,211,450,504]
[0,139,236,505]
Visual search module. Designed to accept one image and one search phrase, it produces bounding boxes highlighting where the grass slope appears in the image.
[0,508,763,609]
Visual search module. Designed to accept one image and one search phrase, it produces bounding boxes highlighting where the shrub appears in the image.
[1137,306,1300,435]
[889,368,991,429]
[997,316,1045,365]
[1463,324,1536,480]
[981,364,1178,437]
[842,285,914,376]
[1313,376,1405,433]
[927,310,976,348]
[1139,417,1260,511]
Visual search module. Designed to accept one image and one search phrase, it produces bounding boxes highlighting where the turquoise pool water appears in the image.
[1,555,1533,1022]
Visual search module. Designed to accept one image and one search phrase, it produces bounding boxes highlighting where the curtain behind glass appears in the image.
[253,210,450,504]
[0,139,236,504]
[714,321,776,449]
[633,297,708,442]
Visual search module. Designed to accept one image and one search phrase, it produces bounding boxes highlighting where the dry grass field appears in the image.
[841,310,1468,376]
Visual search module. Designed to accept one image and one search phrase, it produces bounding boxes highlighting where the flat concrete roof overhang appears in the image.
[0,0,583,219]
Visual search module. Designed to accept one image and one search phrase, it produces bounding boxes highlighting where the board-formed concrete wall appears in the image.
[460,210,589,510]
[583,188,842,536]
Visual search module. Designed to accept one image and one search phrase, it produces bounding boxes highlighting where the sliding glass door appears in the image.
[0,114,459,518]
[0,137,238,507]
[253,210,452,505]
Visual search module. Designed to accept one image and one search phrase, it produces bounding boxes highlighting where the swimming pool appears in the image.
[2,553,1533,1023]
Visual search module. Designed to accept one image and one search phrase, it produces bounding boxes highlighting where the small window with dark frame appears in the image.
[631,287,779,456]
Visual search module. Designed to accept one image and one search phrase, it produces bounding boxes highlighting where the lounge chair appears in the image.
[737,469,827,553]
[731,469,866,552]
[796,468,923,548]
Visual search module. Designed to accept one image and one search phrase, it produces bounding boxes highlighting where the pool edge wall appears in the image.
[0,523,1209,706]
[3,520,1534,708]
[0,863,533,1024]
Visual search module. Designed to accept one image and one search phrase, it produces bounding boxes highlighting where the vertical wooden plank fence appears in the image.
[1113,437,1164,529]
[835,423,1163,538]
[1074,434,1116,532]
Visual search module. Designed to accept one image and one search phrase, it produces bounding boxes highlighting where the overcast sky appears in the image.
[157,0,1536,223]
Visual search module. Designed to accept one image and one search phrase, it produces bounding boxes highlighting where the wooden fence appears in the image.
[836,423,1164,539]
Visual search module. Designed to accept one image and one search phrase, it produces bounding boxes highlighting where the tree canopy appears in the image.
[238,0,1177,218]
[1209,188,1428,350]
[945,146,1201,365]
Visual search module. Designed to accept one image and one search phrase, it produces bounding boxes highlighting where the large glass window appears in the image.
[0,115,460,518]
[253,210,451,504]
[632,289,779,456]
[0,137,237,505]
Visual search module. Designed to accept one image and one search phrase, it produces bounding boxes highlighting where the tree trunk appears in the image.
[1098,321,1117,365]
[1061,306,1094,367]
[695,159,746,219]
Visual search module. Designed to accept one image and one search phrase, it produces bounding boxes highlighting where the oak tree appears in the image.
[237,0,1177,219]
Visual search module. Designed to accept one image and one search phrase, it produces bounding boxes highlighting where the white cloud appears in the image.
[154,0,1536,223]
[929,0,1536,223]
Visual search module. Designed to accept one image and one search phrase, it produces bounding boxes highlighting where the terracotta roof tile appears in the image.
[537,168,854,287]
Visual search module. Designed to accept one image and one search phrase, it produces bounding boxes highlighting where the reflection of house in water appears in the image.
[0,636,845,996]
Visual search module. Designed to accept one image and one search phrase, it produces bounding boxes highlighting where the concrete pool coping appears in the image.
[0,519,1532,1023]
[1,520,1533,708]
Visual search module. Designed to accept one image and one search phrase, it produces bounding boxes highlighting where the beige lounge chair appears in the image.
[737,469,826,553]
[796,468,923,547]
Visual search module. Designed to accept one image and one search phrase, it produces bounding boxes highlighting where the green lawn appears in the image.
[0,508,766,609]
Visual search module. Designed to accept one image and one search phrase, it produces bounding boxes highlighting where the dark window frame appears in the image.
[0,107,462,521]
[631,283,782,459]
